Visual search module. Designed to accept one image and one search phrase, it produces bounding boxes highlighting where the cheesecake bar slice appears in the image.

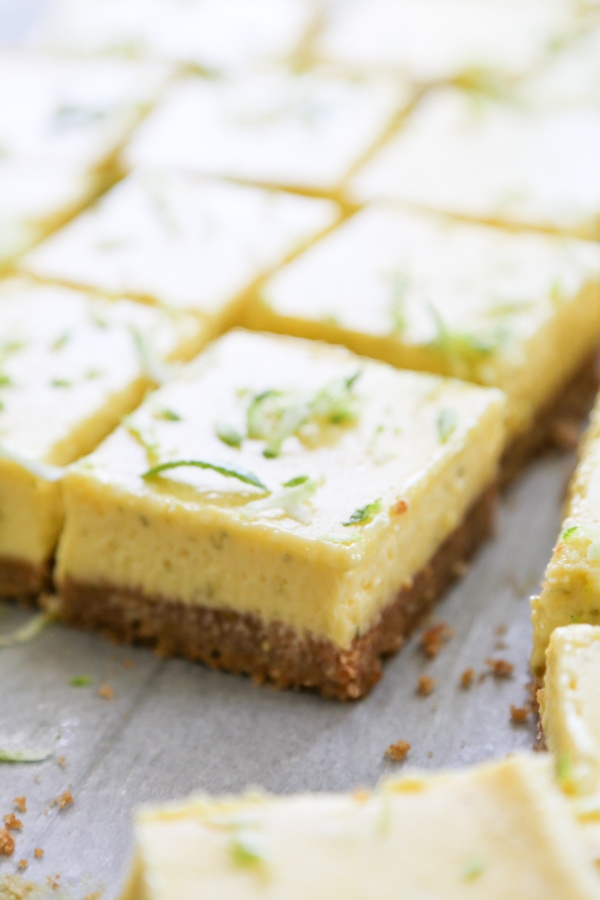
[0,160,99,271]
[21,172,338,336]
[0,50,169,175]
[32,0,316,73]
[0,278,204,601]
[532,396,600,672]
[123,69,411,199]
[249,205,600,481]
[119,756,600,900]
[348,86,600,240]
[56,330,504,699]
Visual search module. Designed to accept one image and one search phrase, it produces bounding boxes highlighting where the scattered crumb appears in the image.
[486,658,514,679]
[416,675,436,696]
[420,622,454,659]
[391,499,408,515]
[47,874,61,890]
[428,751,433,759]
[3,814,22,831]
[494,640,507,651]
[16,860,27,871]
[53,790,73,810]
[0,828,15,856]
[83,893,103,900]
[98,683,114,700]
[34,848,44,860]
[460,668,476,689]
[494,624,507,637]
[13,797,26,815]
[385,740,411,762]
[57,756,66,769]
[510,705,530,724]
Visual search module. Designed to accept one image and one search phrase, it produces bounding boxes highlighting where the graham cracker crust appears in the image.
[500,349,600,487]
[0,556,51,603]
[58,485,496,701]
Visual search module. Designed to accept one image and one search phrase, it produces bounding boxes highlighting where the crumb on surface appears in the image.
[33,848,44,860]
[391,499,408,515]
[53,790,73,810]
[494,624,507,636]
[0,828,15,856]
[385,740,411,762]
[3,814,23,831]
[486,657,514,679]
[420,622,454,659]
[12,798,26,815]
[417,675,436,696]
[47,874,61,890]
[98,684,114,700]
[510,705,530,724]
[56,756,66,769]
[460,667,475,689]
[16,860,27,871]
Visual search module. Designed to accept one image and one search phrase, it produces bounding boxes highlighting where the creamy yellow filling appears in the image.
[56,330,504,647]
[120,755,600,900]
[250,205,600,441]
[0,278,204,568]
[532,396,600,672]
[21,172,339,332]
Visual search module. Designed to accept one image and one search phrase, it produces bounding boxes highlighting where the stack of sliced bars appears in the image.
[0,0,600,894]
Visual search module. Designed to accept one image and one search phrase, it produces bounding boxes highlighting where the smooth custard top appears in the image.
[0,278,203,465]
[122,755,600,900]
[21,172,339,319]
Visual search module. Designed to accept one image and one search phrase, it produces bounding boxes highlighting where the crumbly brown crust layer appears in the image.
[58,486,496,700]
[0,556,51,602]
[500,349,600,487]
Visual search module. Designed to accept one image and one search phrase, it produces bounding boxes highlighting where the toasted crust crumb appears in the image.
[420,622,453,659]
[486,658,514,679]
[510,705,530,724]
[391,499,408,515]
[34,848,44,859]
[0,828,15,856]
[57,756,67,769]
[17,859,28,871]
[13,797,26,814]
[98,684,114,700]
[460,668,475,689]
[385,740,411,762]
[47,874,61,890]
[54,790,73,810]
[416,675,436,696]
[3,814,23,831]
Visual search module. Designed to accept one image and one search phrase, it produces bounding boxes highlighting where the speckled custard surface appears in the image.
[123,68,410,196]
[21,172,339,332]
[348,86,600,240]
[0,50,169,172]
[31,0,317,72]
[251,204,600,441]
[56,329,505,651]
[532,396,600,672]
[0,278,203,592]
[120,755,600,900]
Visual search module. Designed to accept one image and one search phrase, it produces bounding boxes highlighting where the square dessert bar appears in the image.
[32,0,316,73]
[123,68,411,199]
[21,172,338,336]
[56,330,505,699]
[249,205,600,482]
[119,756,600,900]
[348,86,600,240]
[0,50,169,175]
[0,278,204,600]
[0,160,99,271]
[532,394,600,673]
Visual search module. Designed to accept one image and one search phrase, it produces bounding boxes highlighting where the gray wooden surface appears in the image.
[0,452,570,897]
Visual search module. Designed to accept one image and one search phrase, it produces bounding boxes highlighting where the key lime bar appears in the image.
[0,160,99,271]
[119,756,600,900]
[21,172,338,337]
[55,330,504,698]
[0,50,169,176]
[532,397,600,673]
[31,0,316,73]
[249,205,600,481]
[315,0,571,82]
[0,278,204,601]
[123,69,410,199]
[348,86,600,241]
